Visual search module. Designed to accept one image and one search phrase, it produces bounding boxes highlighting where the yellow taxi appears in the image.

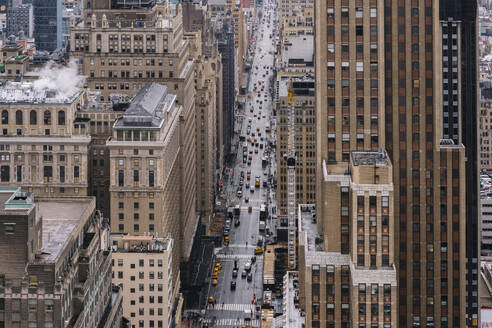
[208,296,215,304]
[254,248,264,255]
[248,206,252,212]
[212,272,218,279]
[214,267,219,274]
[215,263,222,270]
[212,279,218,286]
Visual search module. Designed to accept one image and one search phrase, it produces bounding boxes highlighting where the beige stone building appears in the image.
[0,81,90,197]
[480,98,492,170]
[75,93,124,219]
[71,3,198,260]
[107,83,185,282]
[111,234,181,328]
[298,151,398,328]
[276,76,316,216]
[314,0,467,327]
[185,31,220,221]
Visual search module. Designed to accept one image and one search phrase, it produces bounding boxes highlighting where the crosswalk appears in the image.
[215,254,253,259]
[202,318,261,327]
[207,303,255,311]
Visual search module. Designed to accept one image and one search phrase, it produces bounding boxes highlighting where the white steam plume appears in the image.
[33,60,85,97]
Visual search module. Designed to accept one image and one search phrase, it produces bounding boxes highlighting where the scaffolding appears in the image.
[286,79,296,270]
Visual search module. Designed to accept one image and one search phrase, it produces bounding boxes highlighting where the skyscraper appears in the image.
[439,1,479,326]
[313,1,469,327]
[33,0,62,52]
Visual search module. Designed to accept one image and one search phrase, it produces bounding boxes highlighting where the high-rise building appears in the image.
[111,234,181,328]
[480,98,492,170]
[6,3,33,38]
[33,0,62,52]
[184,31,220,220]
[314,1,468,327]
[70,4,199,261]
[217,21,236,157]
[0,187,122,328]
[440,1,479,326]
[107,83,184,283]
[0,79,90,197]
[276,76,316,216]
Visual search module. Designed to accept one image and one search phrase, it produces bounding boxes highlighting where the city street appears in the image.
[202,1,277,327]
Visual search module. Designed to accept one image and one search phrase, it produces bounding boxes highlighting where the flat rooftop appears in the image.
[351,150,389,166]
[0,81,83,104]
[282,35,313,66]
[298,204,323,252]
[283,271,304,327]
[36,198,94,264]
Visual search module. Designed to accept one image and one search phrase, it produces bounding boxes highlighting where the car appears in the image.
[232,269,238,278]
[251,256,256,263]
[247,273,253,282]
[254,248,264,255]
[212,272,218,279]
[250,186,255,192]
[231,281,237,290]
[208,296,215,304]
[255,148,258,154]
[242,270,247,278]
[245,261,252,271]
[234,218,240,226]
[239,180,244,186]
[216,263,222,270]
[237,190,243,197]
[212,279,218,286]
[260,144,264,149]
[245,197,249,203]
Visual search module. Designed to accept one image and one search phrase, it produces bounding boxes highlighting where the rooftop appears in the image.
[0,187,34,213]
[350,264,397,286]
[36,198,94,264]
[298,204,323,252]
[351,150,389,166]
[0,80,83,104]
[114,82,176,128]
[282,35,313,66]
[281,271,304,328]
[111,234,171,253]
[278,75,315,98]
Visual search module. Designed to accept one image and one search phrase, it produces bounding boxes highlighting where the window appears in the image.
[58,111,65,125]
[1,166,10,182]
[45,300,53,312]
[30,110,37,124]
[118,170,124,186]
[1,110,8,124]
[28,299,37,312]
[15,110,22,125]
[134,170,139,182]
[43,110,51,125]
[17,165,22,182]
[60,166,65,182]
[74,166,80,178]
[149,170,154,187]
